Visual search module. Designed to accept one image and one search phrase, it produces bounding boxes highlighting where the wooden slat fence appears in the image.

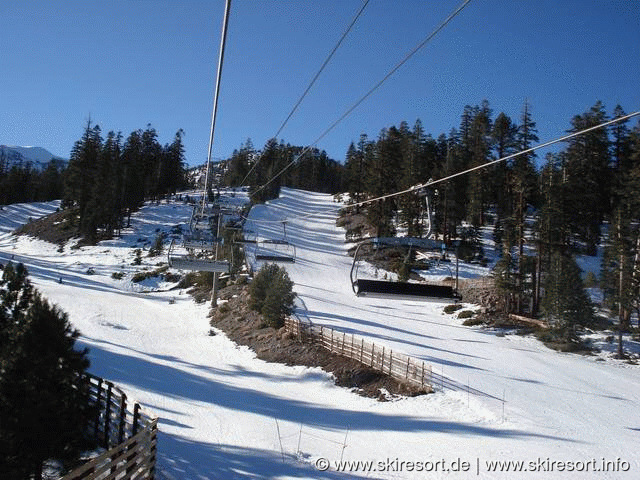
[285,317,432,390]
[61,375,157,480]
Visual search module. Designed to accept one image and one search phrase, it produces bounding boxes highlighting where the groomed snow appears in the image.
[1,189,638,479]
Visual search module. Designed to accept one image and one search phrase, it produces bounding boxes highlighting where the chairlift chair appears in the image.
[350,237,460,302]
[182,233,223,252]
[255,238,296,263]
[253,220,296,263]
[167,239,230,273]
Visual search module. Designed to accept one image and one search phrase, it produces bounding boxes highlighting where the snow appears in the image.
[1,188,639,479]
[0,145,67,169]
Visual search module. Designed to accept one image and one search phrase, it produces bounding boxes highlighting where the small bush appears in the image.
[148,232,166,257]
[535,329,593,353]
[249,264,295,328]
[111,272,125,280]
[463,317,486,327]
[132,249,142,265]
[443,304,463,314]
[397,261,410,283]
[132,265,169,283]
[457,310,475,319]
[178,271,213,289]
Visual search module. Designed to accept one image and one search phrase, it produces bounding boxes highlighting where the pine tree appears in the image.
[121,130,145,227]
[365,128,401,237]
[540,251,594,345]
[563,101,611,255]
[140,125,163,201]
[224,138,254,187]
[248,264,295,328]
[506,101,539,313]
[161,129,187,196]
[0,264,93,479]
[344,134,371,211]
[63,121,102,237]
[602,117,640,356]
[465,101,493,227]
[490,112,518,233]
[433,130,466,243]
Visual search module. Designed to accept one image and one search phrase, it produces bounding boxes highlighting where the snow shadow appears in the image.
[81,340,580,444]
[159,436,366,480]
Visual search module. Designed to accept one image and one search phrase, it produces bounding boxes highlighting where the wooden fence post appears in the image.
[421,362,425,388]
[342,331,346,355]
[405,357,410,381]
[149,419,158,479]
[94,378,103,439]
[389,351,393,376]
[118,393,127,444]
[132,403,141,436]
[104,382,113,448]
[330,329,333,353]
[381,346,385,373]
[360,338,364,363]
[370,343,375,367]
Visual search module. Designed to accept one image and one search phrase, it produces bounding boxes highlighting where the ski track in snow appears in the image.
[1,189,639,479]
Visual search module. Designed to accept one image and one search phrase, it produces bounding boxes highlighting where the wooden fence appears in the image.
[61,375,158,480]
[285,317,433,390]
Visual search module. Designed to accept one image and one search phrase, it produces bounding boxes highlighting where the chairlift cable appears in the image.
[239,0,372,188]
[242,110,640,226]
[201,0,232,215]
[251,0,473,197]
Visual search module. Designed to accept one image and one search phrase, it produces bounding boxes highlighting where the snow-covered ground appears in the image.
[1,189,639,479]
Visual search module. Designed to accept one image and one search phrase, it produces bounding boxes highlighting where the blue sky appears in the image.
[1,0,638,167]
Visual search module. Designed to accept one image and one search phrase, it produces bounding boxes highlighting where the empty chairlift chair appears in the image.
[181,230,224,252]
[254,221,296,263]
[350,237,461,302]
[167,239,230,273]
[255,238,296,263]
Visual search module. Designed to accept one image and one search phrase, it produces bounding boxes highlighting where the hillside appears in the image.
[0,145,67,170]
[1,189,639,479]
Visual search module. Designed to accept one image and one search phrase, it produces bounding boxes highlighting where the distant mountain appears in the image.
[0,145,68,171]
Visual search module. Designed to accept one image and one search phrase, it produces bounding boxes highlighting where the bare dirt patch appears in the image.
[209,284,430,400]
[14,208,80,245]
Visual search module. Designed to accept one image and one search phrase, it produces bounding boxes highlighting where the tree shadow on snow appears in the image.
[79,340,581,445]
[159,436,367,480]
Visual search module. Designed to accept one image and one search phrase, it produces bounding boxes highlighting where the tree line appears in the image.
[0,155,65,205]
[221,100,640,348]
[221,138,343,203]
[62,122,188,242]
[342,100,639,348]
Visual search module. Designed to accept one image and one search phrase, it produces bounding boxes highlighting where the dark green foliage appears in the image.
[248,264,295,328]
[397,260,411,283]
[563,101,611,255]
[62,121,187,242]
[443,303,463,314]
[223,139,254,187]
[148,232,166,257]
[0,264,93,479]
[540,251,594,342]
[230,137,343,204]
[457,225,483,262]
[0,154,65,205]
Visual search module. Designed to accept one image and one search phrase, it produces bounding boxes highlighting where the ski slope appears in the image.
[1,190,639,479]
